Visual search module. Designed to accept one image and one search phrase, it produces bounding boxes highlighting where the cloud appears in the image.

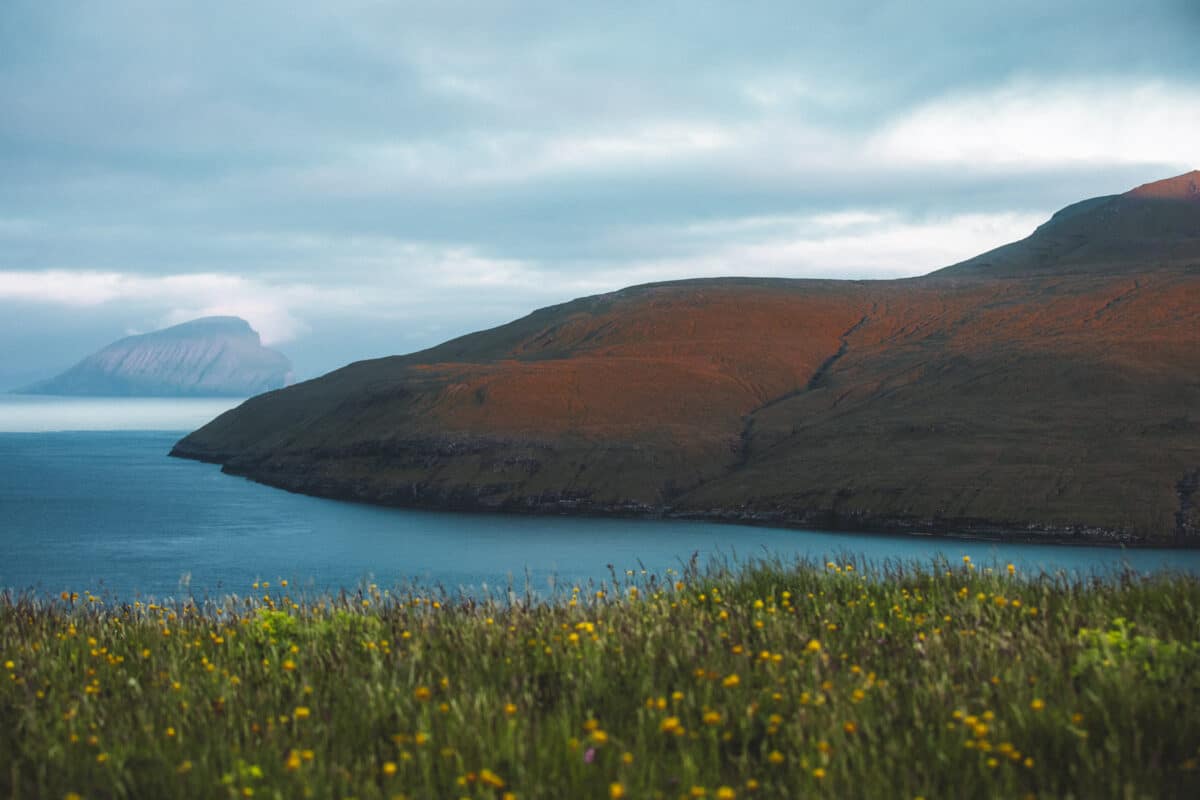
[0,271,312,344]
[869,80,1200,170]
[2,1,1198,379]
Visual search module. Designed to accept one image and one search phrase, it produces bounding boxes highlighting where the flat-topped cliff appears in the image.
[20,317,292,398]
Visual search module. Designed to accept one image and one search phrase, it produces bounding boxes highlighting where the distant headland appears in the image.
[16,316,292,398]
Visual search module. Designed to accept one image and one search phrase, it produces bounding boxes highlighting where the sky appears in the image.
[1,0,1198,386]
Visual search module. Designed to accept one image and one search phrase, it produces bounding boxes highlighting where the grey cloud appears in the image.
[1,0,1197,380]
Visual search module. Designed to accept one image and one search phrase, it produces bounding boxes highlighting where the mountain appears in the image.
[937,170,1200,277]
[19,317,293,397]
[172,173,1200,545]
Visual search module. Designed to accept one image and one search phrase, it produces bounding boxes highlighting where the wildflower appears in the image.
[414,686,432,702]
[504,703,518,717]
[591,730,609,745]
[703,710,723,726]
[479,769,505,788]
[177,760,193,774]
[383,761,397,777]
[768,750,784,764]
[843,722,857,734]
[1030,699,1045,712]
[812,768,826,779]
[285,751,301,771]
[293,706,311,720]
[282,659,295,671]
[806,639,822,653]
[610,783,626,799]
[622,751,634,764]
[660,716,682,734]
[722,674,740,688]
[716,787,736,800]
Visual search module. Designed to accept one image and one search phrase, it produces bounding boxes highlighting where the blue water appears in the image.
[1,400,1198,599]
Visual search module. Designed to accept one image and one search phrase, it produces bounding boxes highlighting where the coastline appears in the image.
[170,445,1191,549]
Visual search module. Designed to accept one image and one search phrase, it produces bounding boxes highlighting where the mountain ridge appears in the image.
[19,316,293,397]
[173,172,1200,545]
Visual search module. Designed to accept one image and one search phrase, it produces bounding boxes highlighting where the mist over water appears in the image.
[0,395,242,433]
[1,399,1198,600]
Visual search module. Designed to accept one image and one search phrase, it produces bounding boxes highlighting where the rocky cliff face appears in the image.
[20,317,292,397]
[172,173,1200,545]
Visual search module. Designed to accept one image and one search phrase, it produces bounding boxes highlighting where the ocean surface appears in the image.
[2,397,1198,600]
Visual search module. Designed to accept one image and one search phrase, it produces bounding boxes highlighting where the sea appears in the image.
[2,395,1198,601]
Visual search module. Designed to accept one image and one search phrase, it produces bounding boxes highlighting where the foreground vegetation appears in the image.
[2,557,1199,799]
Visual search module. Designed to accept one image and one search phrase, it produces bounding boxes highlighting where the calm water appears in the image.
[1,398,1198,600]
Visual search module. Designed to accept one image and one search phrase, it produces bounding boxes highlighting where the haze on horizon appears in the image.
[1,0,1197,388]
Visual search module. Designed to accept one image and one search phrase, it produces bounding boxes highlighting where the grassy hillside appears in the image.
[3,558,1199,798]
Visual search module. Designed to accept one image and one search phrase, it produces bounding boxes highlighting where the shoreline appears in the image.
[170,447,1195,550]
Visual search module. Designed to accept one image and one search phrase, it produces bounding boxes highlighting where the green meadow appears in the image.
[2,557,1198,799]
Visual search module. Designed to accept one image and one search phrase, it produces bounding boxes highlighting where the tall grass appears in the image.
[2,556,1198,799]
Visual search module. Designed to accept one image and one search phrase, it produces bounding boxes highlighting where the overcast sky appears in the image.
[2,0,1197,386]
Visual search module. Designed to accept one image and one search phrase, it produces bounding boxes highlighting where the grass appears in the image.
[2,556,1199,799]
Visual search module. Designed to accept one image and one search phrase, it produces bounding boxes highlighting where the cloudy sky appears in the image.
[1,0,1197,386]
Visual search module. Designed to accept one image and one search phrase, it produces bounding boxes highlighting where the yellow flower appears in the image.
[282,659,296,671]
[383,761,397,777]
[622,752,634,764]
[413,686,432,702]
[285,751,301,771]
[716,787,736,800]
[1007,563,1016,574]
[722,674,740,688]
[767,750,784,764]
[610,783,626,799]
[843,721,857,734]
[745,778,760,791]
[591,730,609,745]
[293,706,311,720]
[479,769,505,788]
[504,703,518,717]
[177,760,193,774]
[660,716,682,734]
[812,768,826,779]
[1030,698,1045,712]
[703,711,723,726]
